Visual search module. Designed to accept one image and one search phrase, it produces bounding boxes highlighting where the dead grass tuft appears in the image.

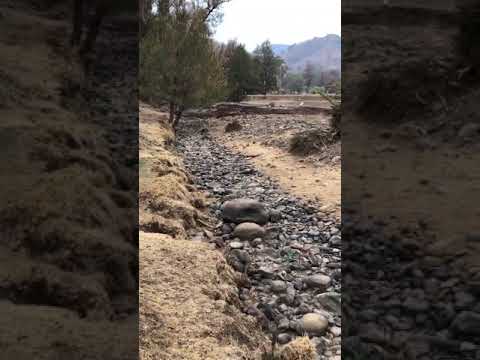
[279,337,317,360]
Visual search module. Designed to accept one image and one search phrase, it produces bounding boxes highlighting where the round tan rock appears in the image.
[301,313,329,335]
[233,222,266,241]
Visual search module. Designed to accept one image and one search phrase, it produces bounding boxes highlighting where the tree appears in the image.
[284,73,304,94]
[139,0,154,37]
[140,0,229,127]
[253,40,283,95]
[303,62,315,92]
[224,42,255,101]
[278,63,288,93]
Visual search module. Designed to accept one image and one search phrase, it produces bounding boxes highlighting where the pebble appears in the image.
[229,241,244,249]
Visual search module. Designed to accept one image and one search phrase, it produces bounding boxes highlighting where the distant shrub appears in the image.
[225,119,242,133]
[289,128,337,156]
[330,102,341,139]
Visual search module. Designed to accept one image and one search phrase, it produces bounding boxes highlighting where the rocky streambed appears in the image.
[177,118,341,359]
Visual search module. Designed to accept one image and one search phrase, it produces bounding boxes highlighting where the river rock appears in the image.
[277,333,292,345]
[301,313,329,335]
[229,241,244,249]
[304,274,332,290]
[316,292,341,313]
[451,311,480,336]
[271,280,287,293]
[269,209,282,222]
[233,222,266,241]
[221,199,269,225]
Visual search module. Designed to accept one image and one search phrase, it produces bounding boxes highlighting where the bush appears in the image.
[289,128,337,156]
[225,119,243,133]
[330,102,341,139]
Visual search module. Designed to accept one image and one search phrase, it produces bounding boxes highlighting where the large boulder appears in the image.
[221,199,269,225]
[233,222,266,241]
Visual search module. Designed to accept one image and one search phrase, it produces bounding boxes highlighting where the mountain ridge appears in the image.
[272,34,341,73]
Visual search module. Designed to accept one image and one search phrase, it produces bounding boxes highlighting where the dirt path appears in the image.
[226,141,340,219]
[208,112,341,219]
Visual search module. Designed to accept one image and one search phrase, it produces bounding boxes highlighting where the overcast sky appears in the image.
[213,0,341,51]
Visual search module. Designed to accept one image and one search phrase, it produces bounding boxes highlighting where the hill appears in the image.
[271,43,290,56]
[273,34,341,73]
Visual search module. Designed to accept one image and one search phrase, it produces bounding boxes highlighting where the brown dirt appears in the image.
[209,110,341,219]
[0,4,136,359]
[229,142,340,219]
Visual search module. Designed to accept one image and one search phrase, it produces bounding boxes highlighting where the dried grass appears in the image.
[279,337,317,360]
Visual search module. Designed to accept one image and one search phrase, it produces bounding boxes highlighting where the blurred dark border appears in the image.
[342,1,480,359]
[0,1,139,358]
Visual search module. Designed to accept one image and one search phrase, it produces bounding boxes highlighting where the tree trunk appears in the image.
[169,102,176,124]
[172,106,184,129]
[80,1,108,55]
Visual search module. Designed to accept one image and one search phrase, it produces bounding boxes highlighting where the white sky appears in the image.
[213,0,341,51]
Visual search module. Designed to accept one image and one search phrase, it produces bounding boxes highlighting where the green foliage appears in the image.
[283,73,304,93]
[310,86,326,95]
[253,40,284,95]
[224,42,255,101]
[280,64,340,95]
[316,89,341,138]
[303,62,315,91]
[140,0,227,125]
